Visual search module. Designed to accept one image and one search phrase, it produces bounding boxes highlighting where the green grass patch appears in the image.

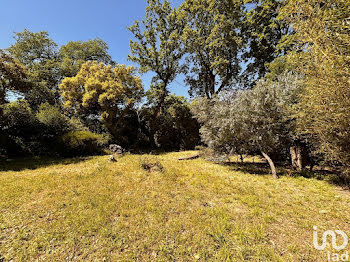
[1,151,350,261]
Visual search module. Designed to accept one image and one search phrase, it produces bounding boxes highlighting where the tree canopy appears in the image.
[243,0,291,85]
[59,38,114,78]
[192,73,303,177]
[1,1,349,177]
[279,0,350,172]
[59,61,143,138]
[179,0,244,98]
[0,50,30,104]
[128,0,184,112]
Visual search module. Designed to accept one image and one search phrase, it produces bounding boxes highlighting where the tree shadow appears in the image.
[223,161,273,176]
[128,148,190,155]
[222,160,350,189]
[0,156,92,172]
[289,168,350,189]
[128,149,165,155]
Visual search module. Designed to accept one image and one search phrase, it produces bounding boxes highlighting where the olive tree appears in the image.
[193,73,303,178]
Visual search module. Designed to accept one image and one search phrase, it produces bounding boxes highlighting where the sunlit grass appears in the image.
[1,151,350,261]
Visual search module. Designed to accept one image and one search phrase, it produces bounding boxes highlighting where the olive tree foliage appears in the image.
[128,0,184,113]
[279,0,350,173]
[192,73,303,178]
[192,92,250,158]
[179,0,244,98]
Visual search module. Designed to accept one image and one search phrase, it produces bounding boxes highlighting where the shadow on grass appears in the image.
[222,160,350,189]
[223,161,272,176]
[0,156,92,172]
[128,148,185,155]
[289,168,350,189]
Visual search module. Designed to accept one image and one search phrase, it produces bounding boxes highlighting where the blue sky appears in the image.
[0,0,188,97]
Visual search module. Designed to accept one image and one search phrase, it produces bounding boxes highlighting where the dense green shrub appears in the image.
[1,100,42,156]
[36,103,86,134]
[2,100,38,134]
[35,103,90,155]
[140,95,200,151]
[58,131,109,156]
[36,103,70,133]
[0,101,108,157]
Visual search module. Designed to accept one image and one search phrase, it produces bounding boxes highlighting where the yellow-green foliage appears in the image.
[59,61,143,129]
[1,151,350,261]
[36,103,70,132]
[0,50,29,104]
[280,0,350,170]
[59,131,109,156]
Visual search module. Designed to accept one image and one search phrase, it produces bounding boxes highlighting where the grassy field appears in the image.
[1,151,350,261]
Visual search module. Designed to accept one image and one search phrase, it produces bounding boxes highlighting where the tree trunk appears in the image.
[178,154,199,161]
[290,144,307,170]
[149,116,157,148]
[240,154,244,163]
[261,151,278,179]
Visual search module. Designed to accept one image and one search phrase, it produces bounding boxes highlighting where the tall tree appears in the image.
[280,0,350,173]
[0,50,30,104]
[59,61,143,140]
[242,0,291,86]
[59,38,114,78]
[7,30,60,107]
[180,0,244,98]
[141,93,200,150]
[128,0,184,113]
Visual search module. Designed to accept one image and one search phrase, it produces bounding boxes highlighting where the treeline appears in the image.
[128,0,350,176]
[1,0,349,177]
[0,30,200,157]
[201,0,349,176]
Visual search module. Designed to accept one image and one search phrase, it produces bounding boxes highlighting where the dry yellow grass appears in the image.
[1,151,350,261]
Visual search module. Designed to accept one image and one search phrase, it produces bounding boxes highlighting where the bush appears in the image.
[36,103,86,135]
[58,131,109,156]
[1,100,42,156]
[141,95,200,151]
[2,100,38,136]
[36,103,71,134]
[35,103,89,155]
